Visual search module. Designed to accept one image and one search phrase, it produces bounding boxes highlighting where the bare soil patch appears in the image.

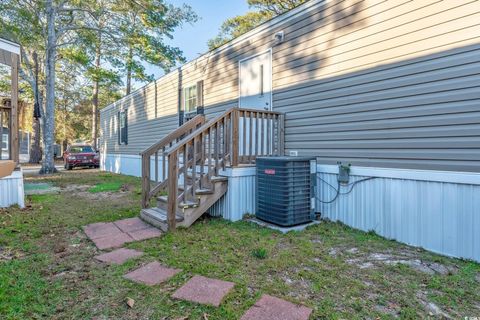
[61,183,132,201]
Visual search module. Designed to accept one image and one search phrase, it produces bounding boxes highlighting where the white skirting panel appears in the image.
[101,153,142,177]
[101,153,167,179]
[101,152,480,261]
[0,169,25,208]
[208,167,256,222]
[101,153,257,222]
[317,165,480,262]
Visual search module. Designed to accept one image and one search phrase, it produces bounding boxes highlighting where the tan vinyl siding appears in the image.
[100,0,480,172]
[273,0,480,172]
[100,71,179,155]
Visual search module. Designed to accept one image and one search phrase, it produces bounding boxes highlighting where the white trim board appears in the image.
[219,166,256,177]
[105,153,140,159]
[317,164,480,186]
[0,38,20,55]
[102,152,480,186]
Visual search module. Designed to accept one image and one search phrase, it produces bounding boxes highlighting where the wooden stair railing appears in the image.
[140,115,206,209]
[163,107,284,231]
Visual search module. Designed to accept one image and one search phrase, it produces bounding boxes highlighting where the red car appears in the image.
[63,145,99,170]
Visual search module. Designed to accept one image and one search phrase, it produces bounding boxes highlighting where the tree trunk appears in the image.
[92,39,101,150]
[126,47,133,95]
[40,0,57,174]
[29,53,42,164]
[29,115,42,163]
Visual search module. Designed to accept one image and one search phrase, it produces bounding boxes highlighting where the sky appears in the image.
[141,0,250,84]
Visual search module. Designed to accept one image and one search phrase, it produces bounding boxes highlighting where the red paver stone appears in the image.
[127,227,162,241]
[172,275,235,307]
[124,261,181,286]
[91,232,134,250]
[83,222,123,240]
[114,217,151,233]
[240,295,312,320]
[94,248,143,265]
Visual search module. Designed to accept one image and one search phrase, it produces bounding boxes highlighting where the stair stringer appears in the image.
[177,180,228,228]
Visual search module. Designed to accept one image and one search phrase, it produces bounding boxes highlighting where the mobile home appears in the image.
[0,38,24,208]
[100,0,480,261]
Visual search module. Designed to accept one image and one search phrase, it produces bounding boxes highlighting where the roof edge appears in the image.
[0,38,21,55]
[100,0,324,114]
[191,0,323,62]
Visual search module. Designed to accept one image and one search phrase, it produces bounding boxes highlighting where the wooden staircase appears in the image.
[139,107,284,232]
[141,175,228,231]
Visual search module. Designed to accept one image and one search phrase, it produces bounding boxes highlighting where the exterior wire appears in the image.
[316,176,376,203]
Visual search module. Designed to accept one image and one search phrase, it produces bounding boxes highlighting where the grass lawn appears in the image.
[0,170,479,319]
[88,181,124,193]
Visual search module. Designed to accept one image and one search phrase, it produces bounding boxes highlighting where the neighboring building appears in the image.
[0,102,30,162]
[1,126,10,160]
[0,37,24,209]
[100,0,480,261]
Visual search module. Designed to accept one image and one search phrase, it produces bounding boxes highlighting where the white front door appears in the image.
[239,50,273,158]
[239,50,272,111]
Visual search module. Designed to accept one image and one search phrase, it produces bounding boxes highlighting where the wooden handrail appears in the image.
[140,107,284,231]
[164,107,284,231]
[140,115,205,157]
[164,108,236,156]
[141,114,206,208]
[164,107,283,157]
[232,106,283,115]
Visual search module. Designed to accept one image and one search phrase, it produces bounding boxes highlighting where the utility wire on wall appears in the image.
[316,176,376,204]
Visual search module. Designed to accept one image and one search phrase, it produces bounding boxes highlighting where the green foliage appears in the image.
[0,0,197,153]
[0,255,60,318]
[0,65,10,95]
[208,11,269,50]
[208,0,307,50]
[113,0,198,92]
[251,247,268,259]
[88,182,123,193]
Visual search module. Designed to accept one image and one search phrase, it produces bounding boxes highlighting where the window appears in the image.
[184,85,197,113]
[260,64,264,96]
[70,146,94,153]
[1,133,8,151]
[118,110,128,145]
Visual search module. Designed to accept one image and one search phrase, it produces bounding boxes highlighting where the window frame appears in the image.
[1,133,8,151]
[118,109,128,145]
[183,84,197,114]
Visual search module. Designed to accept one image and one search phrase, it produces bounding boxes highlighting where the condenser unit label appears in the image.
[264,169,276,175]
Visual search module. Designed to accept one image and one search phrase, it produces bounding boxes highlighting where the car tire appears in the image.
[66,164,73,170]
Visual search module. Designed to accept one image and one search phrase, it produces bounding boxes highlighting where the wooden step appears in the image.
[211,176,228,182]
[158,176,225,208]
[157,195,199,209]
[140,207,184,232]
[178,186,213,195]
[142,177,228,232]
[184,172,228,183]
[179,180,228,228]
[195,188,214,195]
